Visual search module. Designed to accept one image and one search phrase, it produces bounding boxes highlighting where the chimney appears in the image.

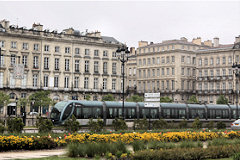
[32,23,43,31]
[203,40,212,47]
[235,36,240,43]
[130,47,135,55]
[192,37,201,45]
[213,37,219,47]
[138,41,148,47]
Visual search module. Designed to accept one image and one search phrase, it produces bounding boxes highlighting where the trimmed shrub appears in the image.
[0,123,5,134]
[216,121,226,129]
[132,141,146,151]
[152,119,168,129]
[37,117,53,133]
[178,119,188,129]
[88,118,104,132]
[7,117,24,133]
[31,136,57,150]
[112,118,127,131]
[148,141,176,150]
[134,118,148,130]
[192,117,202,129]
[64,115,81,132]
[206,121,214,129]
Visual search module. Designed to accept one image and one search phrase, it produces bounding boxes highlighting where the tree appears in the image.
[64,115,81,132]
[187,95,199,104]
[126,95,143,102]
[28,91,53,116]
[0,91,10,108]
[216,95,228,104]
[102,94,115,101]
[160,97,173,103]
[85,94,91,101]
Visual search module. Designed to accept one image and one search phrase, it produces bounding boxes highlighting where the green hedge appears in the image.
[133,144,240,160]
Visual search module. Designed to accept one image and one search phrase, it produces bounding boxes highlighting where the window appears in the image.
[85,49,90,55]
[74,77,79,88]
[166,68,169,75]
[199,70,202,77]
[236,55,240,62]
[187,56,190,64]
[103,62,108,74]
[54,76,59,87]
[133,68,136,75]
[229,69,232,75]
[222,82,226,90]
[199,58,202,66]
[172,56,175,63]
[0,41,5,47]
[75,60,80,72]
[161,68,165,75]
[129,68,132,76]
[44,57,49,69]
[198,83,202,90]
[147,58,151,65]
[216,82,220,90]
[228,56,232,64]
[55,46,60,52]
[172,80,175,90]
[112,63,116,74]
[222,57,226,64]
[210,70,214,76]
[34,44,39,51]
[181,56,185,63]
[94,61,99,73]
[143,70,146,77]
[166,56,170,63]
[103,78,107,89]
[22,43,28,50]
[11,41,17,49]
[64,76,69,88]
[75,48,80,54]
[0,72,3,88]
[216,69,220,76]
[222,69,226,76]
[210,58,214,65]
[152,58,155,64]
[172,68,175,75]
[22,74,27,88]
[204,70,208,76]
[21,93,27,98]
[44,75,48,87]
[84,77,89,89]
[65,47,70,53]
[161,81,164,90]
[157,57,160,64]
[192,57,196,64]
[94,50,99,56]
[147,69,150,77]
[22,55,27,67]
[229,82,232,90]
[33,74,38,87]
[193,69,196,76]
[204,58,208,65]
[143,59,146,65]
[166,80,169,90]
[65,59,69,71]
[161,57,165,64]
[103,50,108,57]
[204,82,208,90]
[210,82,214,90]
[44,45,49,52]
[10,55,16,66]
[138,59,142,65]
[85,61,89,72]
[216,57,220,65]
[181,80,184,90]
[112,51,116,57]
[139,70,142,78]
[33,56,38,68]
[55,58,59,70]
[94,78,98,89]
[181,68,184,75]
[152,69,155,77]
[187,68,190,76]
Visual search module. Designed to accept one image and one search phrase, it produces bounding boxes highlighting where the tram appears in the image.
[50,100,238,125]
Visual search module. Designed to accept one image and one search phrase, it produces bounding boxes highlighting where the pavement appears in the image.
[0,149,66,160]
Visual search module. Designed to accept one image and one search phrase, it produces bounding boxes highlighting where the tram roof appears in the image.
[187,104,205,109]
[160,103,186,108]
[105,101,137,107]
[206,104,229,109]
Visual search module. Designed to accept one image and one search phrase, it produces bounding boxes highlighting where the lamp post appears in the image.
[116,46,130,120]
[232,63,240,119]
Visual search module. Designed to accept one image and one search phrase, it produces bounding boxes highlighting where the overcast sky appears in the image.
[0,1,239,47]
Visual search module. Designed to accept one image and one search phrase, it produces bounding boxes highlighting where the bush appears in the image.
[134,119,148,130]
[206,121,214,129]
[132,141,146,151]
[7,117,24,133]
[192,117,202,129]
[64,115,81,132]
[148,141,176,150]
[112,118,127,131]
[233,152,240,160]
[88,118,104,132]
[31,136,57,150]
[0,123,5,134]
[216,121,226,129]
[152,119,168,129]
[37,117,53,133]
[179,119,188,129]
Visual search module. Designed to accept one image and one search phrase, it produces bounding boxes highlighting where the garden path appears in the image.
[0,149,66,160]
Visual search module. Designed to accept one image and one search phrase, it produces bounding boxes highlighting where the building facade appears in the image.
[0,19,124,125]
[127,36,240,104]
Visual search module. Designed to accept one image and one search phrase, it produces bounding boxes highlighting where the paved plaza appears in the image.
[0,149,66,160]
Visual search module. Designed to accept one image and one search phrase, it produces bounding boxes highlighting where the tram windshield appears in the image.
[50,101,68,120]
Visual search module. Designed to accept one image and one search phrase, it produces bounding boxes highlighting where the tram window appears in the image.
[216,110,221,119]
[126,108,135,119]
[222,110,229,119]
[93,108,102,118]
[119,108,122,117]
[163,109,171,118]
[108,108,113,118]
[73,107,81,119]
[62,104,73,120]
[190,109,205,119]
[83,107,91,119]
[140,109,149,118]
[179,109,186,119]
[172,109,178,119]
[150,109,158,119]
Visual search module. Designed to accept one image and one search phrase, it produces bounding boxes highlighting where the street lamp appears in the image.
[116,46,130,120]
[232,42,240,119]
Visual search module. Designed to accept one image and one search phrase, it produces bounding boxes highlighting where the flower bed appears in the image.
[1,130,240,151]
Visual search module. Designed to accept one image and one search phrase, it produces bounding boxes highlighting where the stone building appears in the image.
[127,36,240,104]
[0,19,124,125]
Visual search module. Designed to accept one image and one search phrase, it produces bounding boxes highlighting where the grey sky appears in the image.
[0,1,239,47]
